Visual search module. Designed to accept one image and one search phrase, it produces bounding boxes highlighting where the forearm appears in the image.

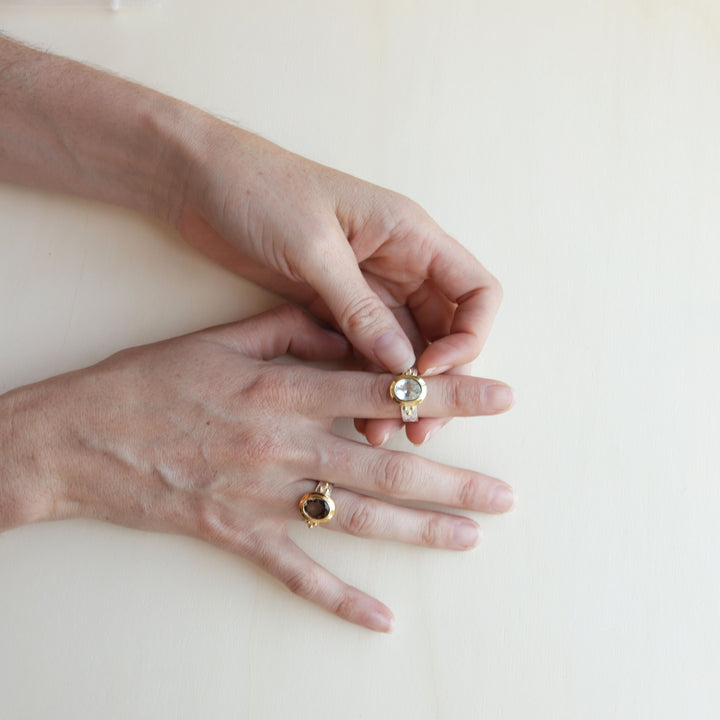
[0,36,201,222]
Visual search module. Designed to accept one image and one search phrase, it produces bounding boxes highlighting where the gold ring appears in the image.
[299,482,335,529]
[389,368,427,423]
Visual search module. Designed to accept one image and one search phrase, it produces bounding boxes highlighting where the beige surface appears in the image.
[1,2,719,718]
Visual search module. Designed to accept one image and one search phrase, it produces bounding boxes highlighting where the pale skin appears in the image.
[0,305,514,632]
[0,38,512,631]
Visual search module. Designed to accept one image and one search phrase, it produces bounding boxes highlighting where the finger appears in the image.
[354,342,411,446]
[403,364,471,445]
[405,279,455,342]
[301,226,415,373]
[262,533,395,633]
[328,487,482,551]
[404,416,451,446]
[304,370,514,419]
[417,241,503,375]
[207,304,350,361]
[364,418,403,446]
[317,439,515,514]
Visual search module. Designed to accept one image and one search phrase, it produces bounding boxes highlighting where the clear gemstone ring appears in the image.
[389,368,427,423]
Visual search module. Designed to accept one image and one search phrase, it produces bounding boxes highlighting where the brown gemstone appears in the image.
[303,498,330,520]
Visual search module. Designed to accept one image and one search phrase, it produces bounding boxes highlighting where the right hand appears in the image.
[0,305,514,632]
[174,118,503,446]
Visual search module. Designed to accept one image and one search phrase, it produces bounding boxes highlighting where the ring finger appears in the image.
[326,487,482,550]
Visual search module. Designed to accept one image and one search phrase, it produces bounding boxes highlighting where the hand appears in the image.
[174,117,503,445]
[0,38,501,447]
[0,306,514,632]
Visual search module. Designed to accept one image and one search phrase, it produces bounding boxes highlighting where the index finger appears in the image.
[417,237,502,375]
[297,369,514,420]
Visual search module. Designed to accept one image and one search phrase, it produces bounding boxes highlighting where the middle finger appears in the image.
[315,436,514,514]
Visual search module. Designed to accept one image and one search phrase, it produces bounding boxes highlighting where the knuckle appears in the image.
[344,502,377,537]
[243,365,280,398]
[379,195,424,233]
[420,516,444,547]
[457,475,480,509]
[377,453,413,497]
[443,376,465,411]
[240,431,283,467]
[242,369,292,417]
[284,566,323,600]
[192,498,251,552]
[332,592,362,622]
[293,226,337,270]
[267,303,306,325]
[462,378,486,413]
[339,294,382,336]
[442,376,485,414]
[372,375,392,411]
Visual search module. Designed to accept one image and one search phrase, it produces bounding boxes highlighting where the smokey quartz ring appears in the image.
[389,368,427,423]
[299,482,335,529]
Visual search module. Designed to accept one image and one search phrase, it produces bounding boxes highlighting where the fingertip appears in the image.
[365,430,389,447]
[365,420,401,447]
[452,520,483,550]
[484,383,515,413]
[421,425,440,443]
[407,428,429,446]
[373,331,415,374]
[423,365,451,377]
[489,484,515,513]
[323,328,353,357]
[369,429,393,447]
[364,609,395,633]
[416,334,478,376]
[407,419,448,445]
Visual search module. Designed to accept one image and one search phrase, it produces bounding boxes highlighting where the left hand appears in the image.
[0,305,515,632]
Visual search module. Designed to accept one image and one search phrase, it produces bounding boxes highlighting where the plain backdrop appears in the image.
[1,2,719,718]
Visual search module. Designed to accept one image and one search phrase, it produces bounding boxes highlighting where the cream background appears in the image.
[1,2,719,718]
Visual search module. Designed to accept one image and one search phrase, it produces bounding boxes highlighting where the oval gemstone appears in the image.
[393,377,422,402]
[303,498,330,520]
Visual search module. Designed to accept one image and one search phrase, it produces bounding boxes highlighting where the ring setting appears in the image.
[389,368,427,423]
[299,482,335,529]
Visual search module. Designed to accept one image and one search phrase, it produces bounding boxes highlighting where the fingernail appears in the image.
[490,485,515,513]
[373,331,415,374]
[424,365,451,377]
[366,611,395,633]
[485,384,514,411]
[453,521,482,549]
[423,425,440,443]
[379,431,391,446]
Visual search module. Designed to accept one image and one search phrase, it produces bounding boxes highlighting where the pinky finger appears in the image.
[264,534,396,633]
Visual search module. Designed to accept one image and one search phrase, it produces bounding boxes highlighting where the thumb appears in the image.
[303,235,415,373]
[206,304,350,361]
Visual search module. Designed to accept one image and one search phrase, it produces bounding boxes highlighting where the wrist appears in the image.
[0,383,58,531]
[163,106,248,228]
